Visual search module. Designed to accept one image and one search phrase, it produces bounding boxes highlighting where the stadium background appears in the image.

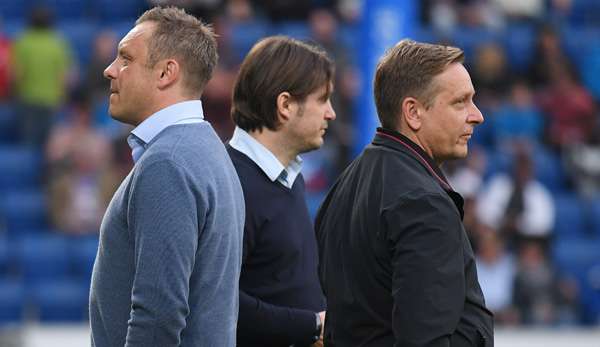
[0,0,600,346]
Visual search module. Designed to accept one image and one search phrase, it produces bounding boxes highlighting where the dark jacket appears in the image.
[315,128,494,347]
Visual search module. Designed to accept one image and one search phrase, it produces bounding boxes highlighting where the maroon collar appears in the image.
[374,127,453,192]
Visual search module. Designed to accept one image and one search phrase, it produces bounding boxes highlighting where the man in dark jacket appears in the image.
[315,39,494,346]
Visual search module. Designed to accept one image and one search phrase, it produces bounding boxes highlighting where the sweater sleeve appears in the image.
[124,159,200,347]
[238,221,318,346]
[238,290,318,346]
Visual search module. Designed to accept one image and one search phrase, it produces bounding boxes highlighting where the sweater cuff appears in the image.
[294,309,320,346]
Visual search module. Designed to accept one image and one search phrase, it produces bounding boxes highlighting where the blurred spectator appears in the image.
[513,239,579,325]
[428,0,459,34]
[85,30,117,106]
[252,0,333,22]
[459,0,504,30]
[492,0,545,21]
[447,146,487,247]
[476,145,555,243]
[471,42,511,112]
[527,24,576,88]
[475,229,518,324]
[46,91,118,234]
[564,121,600,199]
[0,22,10,101]
[537,68,596,148]
[309,8,357,175]
[202,65,236,141]
[491,79,544,147]
[11,6,73,147]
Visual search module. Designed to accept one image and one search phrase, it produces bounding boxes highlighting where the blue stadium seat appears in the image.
[273,21,310,40]
[0,103,17,144]
[57,20,98,68]
[18,234,70,284]
[31,279,89,321]
[1,19,25,39]
[482,149,511,181]
[0,2,30,21]
[92,0,147,23]
[0,279,25,323]
[553,242,600,325]
[589,198,600,238]
[0,235,18,277]
[552,238,600,277]
[0,190,47,234]
[533,147,566,192]
[0,146,41,192]
[305,192,325,221]
[502,24,535,72]
[553,193,586,240]
[230,20,268,63]
[38,0,90,20]
[70,235,99,282]
[338,24,359,54]
[448,27,500,64]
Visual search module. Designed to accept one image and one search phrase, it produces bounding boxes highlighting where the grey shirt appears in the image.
[90,122,245,347]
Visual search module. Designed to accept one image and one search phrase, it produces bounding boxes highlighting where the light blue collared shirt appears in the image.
[229,126,302,189]
[127,100,205,163]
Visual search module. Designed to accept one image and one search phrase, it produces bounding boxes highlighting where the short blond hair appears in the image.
[136,6,218,95]
[374,39,464,129]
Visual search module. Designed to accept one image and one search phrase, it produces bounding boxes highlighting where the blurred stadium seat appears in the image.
[273,21,310,39]
[0,146,41,192]
[589,198,600,238]
[18,234,70,284]
[554,237,600,325]
[502,24,535,73]
[0,279,26,323]
[57,19,98,68]
[70,235,99,282]
[533,147,567,192]
[553,193,587,240]
[0,103,17,144]
[230,20,268,63]
[38,0,90,20]
[31,279,89,321]
[0,190,47,234]
[91,0,147,23]
[0,1,30,21]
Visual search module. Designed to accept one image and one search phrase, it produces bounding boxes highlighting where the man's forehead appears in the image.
[118,22,154,50]
[436,63,474,95]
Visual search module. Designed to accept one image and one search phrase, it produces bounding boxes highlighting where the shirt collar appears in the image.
[131,100,204,145]
[229,126,302,186]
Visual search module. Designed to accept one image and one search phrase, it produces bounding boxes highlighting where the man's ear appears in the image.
[401,97,423,131]
[276,91,295,124]
[156,59,180,90]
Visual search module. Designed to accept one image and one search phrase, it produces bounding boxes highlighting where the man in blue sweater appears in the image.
[227,36,336,347]
[89,7,245,347]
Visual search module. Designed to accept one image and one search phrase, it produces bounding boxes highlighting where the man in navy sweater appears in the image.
[227,36,336,347]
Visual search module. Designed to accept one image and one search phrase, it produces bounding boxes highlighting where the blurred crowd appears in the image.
[0,0,599,327]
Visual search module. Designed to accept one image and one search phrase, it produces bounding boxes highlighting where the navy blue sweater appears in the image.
[227,145,325,347]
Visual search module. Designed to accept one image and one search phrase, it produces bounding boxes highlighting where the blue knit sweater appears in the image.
[227,145,325,347]
[90,123,245,347]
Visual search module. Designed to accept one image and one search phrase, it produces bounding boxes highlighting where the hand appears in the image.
[318,311,326,339]
[311,340,324,347]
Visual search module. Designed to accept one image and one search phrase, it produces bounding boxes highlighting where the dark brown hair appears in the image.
[231,36,334,132]
[136,6,218,95]
[374,39,464,129]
